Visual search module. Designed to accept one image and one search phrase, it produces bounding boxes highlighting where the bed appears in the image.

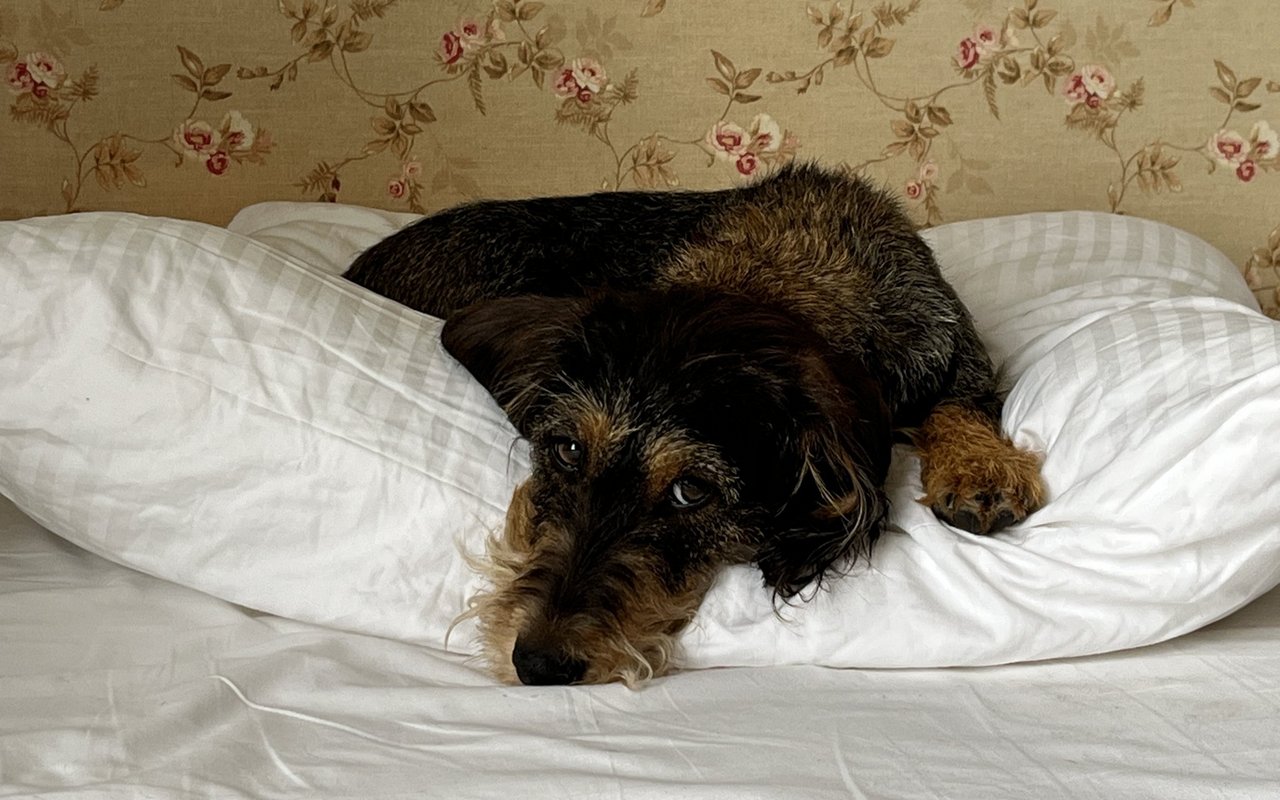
[2,205,1279,799]
[3,493,1279,798]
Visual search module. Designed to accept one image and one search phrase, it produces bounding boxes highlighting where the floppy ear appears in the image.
[441,295,586,433]
[754,352,893,600]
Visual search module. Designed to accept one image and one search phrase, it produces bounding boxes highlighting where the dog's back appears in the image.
[344,181,724,316]
[345,163,991,423]
[658,164,980,417]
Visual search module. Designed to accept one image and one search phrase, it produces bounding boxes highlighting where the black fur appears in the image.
[442,288,891,599]
[344,163,1032,680]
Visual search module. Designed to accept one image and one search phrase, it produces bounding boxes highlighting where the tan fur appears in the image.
[458,480,538,685]
[644,435,742,511]
[461,479,711,688]
[566,558,711,687]
[661,191,886,357]
[916,404,1045,531]
[570,394,632,475]
[643,434,700,504]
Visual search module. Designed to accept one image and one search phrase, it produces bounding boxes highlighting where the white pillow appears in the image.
[1,206,1277,672]
[0,212,519,646]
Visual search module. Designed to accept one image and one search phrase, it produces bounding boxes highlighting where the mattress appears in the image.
[3,494,1277,799]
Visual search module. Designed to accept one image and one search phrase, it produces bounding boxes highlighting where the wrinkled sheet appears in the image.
[3,496,1278,799]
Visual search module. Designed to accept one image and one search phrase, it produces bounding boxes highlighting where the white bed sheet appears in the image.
[3,495,1277,800]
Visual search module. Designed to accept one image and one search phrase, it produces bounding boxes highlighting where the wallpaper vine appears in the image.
[1,0,1277,316]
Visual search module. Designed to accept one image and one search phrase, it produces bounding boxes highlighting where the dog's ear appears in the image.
[441,295,586,433]
[754,352,893,600]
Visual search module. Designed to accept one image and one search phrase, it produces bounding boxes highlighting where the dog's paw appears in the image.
[920,446,1044,535]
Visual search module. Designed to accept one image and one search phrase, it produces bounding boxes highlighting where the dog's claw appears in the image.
[930,483,1036,535]
[917,406,1045,536]
[951,509,983,533]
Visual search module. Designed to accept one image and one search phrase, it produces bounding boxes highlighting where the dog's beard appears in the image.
[455,482,705,688]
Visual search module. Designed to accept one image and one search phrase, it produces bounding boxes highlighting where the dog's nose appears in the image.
[512,638,586,686]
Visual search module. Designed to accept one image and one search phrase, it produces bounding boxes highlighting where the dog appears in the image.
[344,162,1044,686]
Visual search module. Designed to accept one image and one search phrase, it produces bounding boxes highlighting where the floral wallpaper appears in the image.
[1,0,1277,316]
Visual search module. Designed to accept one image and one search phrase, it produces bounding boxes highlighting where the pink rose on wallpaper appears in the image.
[1062,74,1089,104]
[1249,121,1278,161]
[402,160,422,178]
[174,119,218,158]
[1235,160,1258,183]
[457,17,504,51]
[220,110,255,151]
[748,113,782,153]
[1079,65,1115,99]
[387,177,407,199]
[552,67,579,98]
[955,38,980,70]
[25,52,66,90]
[572,58,607,93]
[440,31,464,65]
[706,120,749,157]
[458,18,485,50]
[1063,65,1115,107]
[553,58,607,101]
[707,114,797,174]
[1209,129,1249,166]
[904,180,924,200]
[973,25,999,57]
[205,151,230,176]
[919,160,939,183]
[6,60,34,95]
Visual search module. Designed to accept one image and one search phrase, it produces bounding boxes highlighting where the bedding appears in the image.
[1,207,1278,675]
[3,494,1279,798]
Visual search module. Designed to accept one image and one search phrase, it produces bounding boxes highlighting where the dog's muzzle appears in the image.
[512,636,587,686]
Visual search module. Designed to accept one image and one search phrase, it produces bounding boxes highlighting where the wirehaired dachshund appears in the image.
[344,162,1044,686]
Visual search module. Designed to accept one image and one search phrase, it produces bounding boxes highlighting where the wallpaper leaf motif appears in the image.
[1148,0,1195,28]
[3,43,271,211]
[239,0,582,209]
[1084,14,1139,66]
[759,0,1277,242]
[576,8,632,59]
[639,0,666,17]
[27,1,90,56]
[767,0,1079,221]
[236,0,800,207]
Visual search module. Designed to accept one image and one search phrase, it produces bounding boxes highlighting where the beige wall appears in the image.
[2,0,1278,315]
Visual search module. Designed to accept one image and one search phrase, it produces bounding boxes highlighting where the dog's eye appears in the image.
[669,478,712,510]
[551,437,584,472]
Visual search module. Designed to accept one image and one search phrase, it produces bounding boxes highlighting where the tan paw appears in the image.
[920,447,1044,535]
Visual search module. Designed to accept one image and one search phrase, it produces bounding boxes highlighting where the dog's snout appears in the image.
[512,637,586,686]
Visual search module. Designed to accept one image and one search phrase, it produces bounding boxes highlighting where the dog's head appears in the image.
[443,289,891,686]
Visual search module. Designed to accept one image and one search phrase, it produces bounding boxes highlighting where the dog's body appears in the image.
[345,163,1043,686]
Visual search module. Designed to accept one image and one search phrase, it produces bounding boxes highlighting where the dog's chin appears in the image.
[455,481,694,688]
[461,570,684,689]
